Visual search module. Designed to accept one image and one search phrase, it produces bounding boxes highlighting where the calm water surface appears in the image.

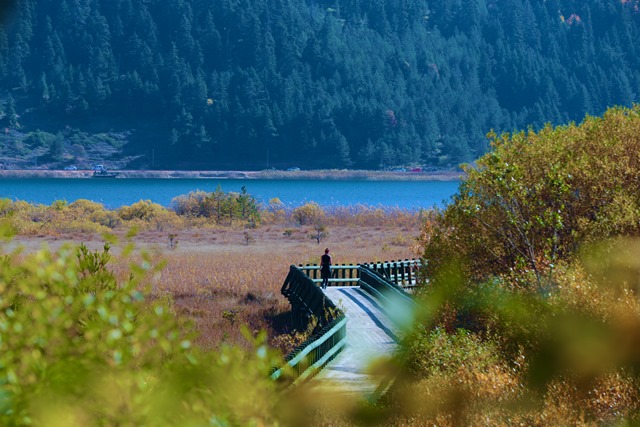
[0,178,459,210]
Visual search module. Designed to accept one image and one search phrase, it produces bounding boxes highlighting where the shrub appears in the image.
[118,200,166,221]
[0,198,12,216]
[171,190,212,217]
[171,187,261,226]
[421,105,640,289]
[0,240,283,425]
[55,199,120,232]
[0,201,59,235]
[292,202,325,225]
[67,199,108,221]
[118,200,183,231]
[398,327,521,416]
[399,105,640,425]
[394,248,640,424]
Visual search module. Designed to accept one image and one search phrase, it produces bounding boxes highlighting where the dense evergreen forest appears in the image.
[0,0,639,170]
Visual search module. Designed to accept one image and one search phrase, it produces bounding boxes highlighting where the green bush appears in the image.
[171,186,261,225]
[402,327,504,378]
[401,106,640,424]
[421,105,640,289]
[0,239,283,426]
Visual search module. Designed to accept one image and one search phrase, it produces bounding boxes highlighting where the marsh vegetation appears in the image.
[1,194,423,355]
[4,106,640,426]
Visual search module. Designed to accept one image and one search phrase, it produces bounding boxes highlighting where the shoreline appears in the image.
[0,168,464,181]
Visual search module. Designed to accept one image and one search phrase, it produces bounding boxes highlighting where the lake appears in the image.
[0,178,460,210]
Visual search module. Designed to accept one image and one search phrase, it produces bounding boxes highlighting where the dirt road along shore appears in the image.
[0,169,463,181]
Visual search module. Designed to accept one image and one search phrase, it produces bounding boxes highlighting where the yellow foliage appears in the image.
[0,240,284,425]
[292,202,325,225]
[404,106,640,425]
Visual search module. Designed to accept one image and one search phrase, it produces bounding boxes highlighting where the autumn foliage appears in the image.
[398,105,640,425]
[422,104,640,288]
[0,235,282,426]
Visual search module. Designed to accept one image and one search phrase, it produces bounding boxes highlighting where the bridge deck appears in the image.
[308,286,399,398]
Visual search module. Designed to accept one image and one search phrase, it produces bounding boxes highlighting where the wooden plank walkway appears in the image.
[308,286,399,398]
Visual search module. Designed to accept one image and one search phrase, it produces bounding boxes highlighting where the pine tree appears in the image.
[4,94,18,128]
[49,131,64,160]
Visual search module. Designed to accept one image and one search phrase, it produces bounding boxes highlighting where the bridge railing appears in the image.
[274,260,420,386]
[297,263,360,286]
[272,265,347,384]
[359,265,416,316]
[361,259,421,289]
[298,259,422,288]
[357,265,418,402]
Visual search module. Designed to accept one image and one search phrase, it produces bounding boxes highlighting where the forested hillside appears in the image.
[0,0,639,170]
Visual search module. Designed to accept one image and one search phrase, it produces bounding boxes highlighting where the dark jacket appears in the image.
[320,254,332,277]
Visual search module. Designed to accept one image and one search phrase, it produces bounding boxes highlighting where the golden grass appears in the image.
[151,225,419,352]
[11,223,421,354]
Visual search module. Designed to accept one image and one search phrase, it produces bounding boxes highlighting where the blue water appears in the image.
[0,178,460,210]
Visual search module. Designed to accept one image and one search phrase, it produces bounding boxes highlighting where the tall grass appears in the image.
[0,193,426,351]
[1,193,425,417]
[0,195,427,236]
[33,217,422,355]
[151,251,291,351]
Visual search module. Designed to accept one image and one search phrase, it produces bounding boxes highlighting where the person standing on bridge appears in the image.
[320,248,332,290]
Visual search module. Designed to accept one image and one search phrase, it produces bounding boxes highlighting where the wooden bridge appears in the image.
[297,259,420,289]
[273,260,419,400]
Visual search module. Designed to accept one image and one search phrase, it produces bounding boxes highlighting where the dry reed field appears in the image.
[10,223,421,353]
[1,195,426,354]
